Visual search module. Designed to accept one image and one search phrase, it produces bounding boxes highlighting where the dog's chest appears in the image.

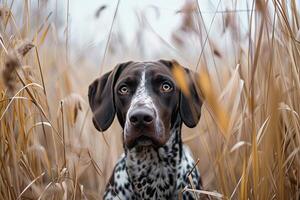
[125,139,180,199]
[103,127,201,199]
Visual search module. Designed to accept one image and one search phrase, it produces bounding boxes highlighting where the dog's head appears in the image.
[88,60,202,149]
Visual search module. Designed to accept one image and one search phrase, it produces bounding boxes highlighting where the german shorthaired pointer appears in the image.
[88,60,203,199]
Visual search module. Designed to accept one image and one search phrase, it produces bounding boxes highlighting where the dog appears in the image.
[88,60,203,199]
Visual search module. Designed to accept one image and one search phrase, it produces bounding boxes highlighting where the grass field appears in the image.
[0,0,299,199]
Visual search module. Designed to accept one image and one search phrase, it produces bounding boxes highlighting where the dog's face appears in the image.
[114,62,179,148]
[88,60,202,149]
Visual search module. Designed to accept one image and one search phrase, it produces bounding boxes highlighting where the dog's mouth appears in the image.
[124,118,167,149]
[127,134,159,149]
[133,135,154,147]
[124,129,165,149]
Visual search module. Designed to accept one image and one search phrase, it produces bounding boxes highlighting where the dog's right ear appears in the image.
[88,62,132,131]
[159,59,202,128]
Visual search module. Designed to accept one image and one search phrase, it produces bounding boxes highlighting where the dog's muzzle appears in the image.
[124,107,164,149]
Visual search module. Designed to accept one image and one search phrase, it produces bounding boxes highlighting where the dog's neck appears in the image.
[124,117,182,198]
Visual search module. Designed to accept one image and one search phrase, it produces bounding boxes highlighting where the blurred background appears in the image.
[0,0,299,199]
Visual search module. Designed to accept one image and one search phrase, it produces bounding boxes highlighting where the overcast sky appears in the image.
[68,0,250,44]
[65,1,253,63]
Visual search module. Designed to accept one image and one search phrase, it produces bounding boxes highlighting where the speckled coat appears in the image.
[104,117,202,200]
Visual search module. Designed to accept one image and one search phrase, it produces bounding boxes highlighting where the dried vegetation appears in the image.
[0,0,299,199]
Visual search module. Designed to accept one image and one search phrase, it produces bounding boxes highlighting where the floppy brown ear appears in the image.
[159,59,202,128]
[179,68,202,128]
[88,61,132,131]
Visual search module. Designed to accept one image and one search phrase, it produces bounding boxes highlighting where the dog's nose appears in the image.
[129,108,154,126]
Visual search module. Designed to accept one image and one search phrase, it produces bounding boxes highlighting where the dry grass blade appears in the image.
[230,141,251,153]
[183,188,223,199]
[38,24,51,46]
[0,83,43,120]
[16,172,45,200]
[0,33,8,54]
[240,157,247,200]
[283,147,300,168]
[37,182,53,200]
[99,0,120,75]
[198,67,230,137]
[171,60,190,97]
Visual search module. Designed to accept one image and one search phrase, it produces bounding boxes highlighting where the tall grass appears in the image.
[0,0,299,199]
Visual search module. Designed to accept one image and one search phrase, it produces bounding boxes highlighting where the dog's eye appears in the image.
[118,85,129,95]
[160,82,173,93]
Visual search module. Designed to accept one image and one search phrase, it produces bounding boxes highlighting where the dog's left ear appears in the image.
[88,61,132,131]
[159,59,202,128]
[179,68,202,128]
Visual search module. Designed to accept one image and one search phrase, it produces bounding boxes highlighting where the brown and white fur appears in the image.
[88,60,203,199]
